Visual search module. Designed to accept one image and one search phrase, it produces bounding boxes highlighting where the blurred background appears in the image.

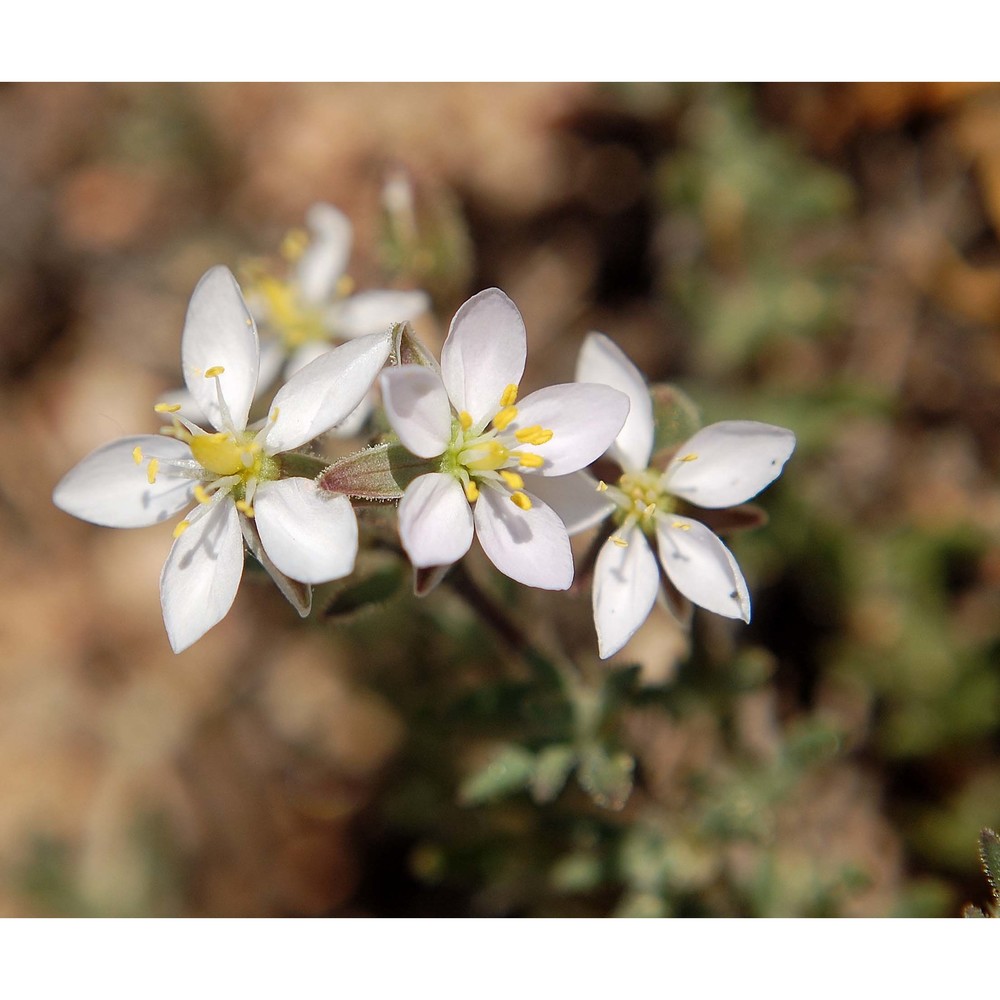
[3,82,1000,917]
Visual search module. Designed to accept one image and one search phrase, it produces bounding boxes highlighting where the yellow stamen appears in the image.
[515,452,544,469]
[146,458,159,485]
[612,535,629,548]
[154,402,182,414]
[678,453,698,463]
[500,384,518,407]
[464,480,480,503]
[672,521,691,531]
[173,520,191,538]
[596,480,608,492]
[499,470,524,490]
[643,503,657,517]
[270,407,280,422]
[459,411,473,431]
[204,366,225,379]
[492,406,518,431]
[509,491,532,511]
[235,500,255,517]
[194,484,212,505]
[132,446,143,465]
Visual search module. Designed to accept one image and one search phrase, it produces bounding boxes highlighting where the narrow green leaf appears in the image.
[458,745,535,806]
[531,745,577,804]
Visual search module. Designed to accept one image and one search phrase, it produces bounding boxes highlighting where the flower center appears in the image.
[440,383,553,511]
[601,467,676,540]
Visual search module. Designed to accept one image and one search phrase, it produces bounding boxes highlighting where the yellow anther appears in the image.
[492,406,518,431]
[459,411,473,431]
[514,424,543,444]
[509,491,532,511]
[672,521,691,531]
[146,458,159,485]
[132,446,143,465]
[204,366,225,379]
[596,480,608,492]
[500,384,518,408]
[154,402,182,414]
[499,470,524,490]
[464,480,480,503]
[678,453,698,463]
[335,275,355,298]
[643,503,657,517]
[173,520,191,538]
[194,484,212,505]
[235,500,255,517]
[612,535,629,548]
[515,452,544,469]
[280,228,308,261]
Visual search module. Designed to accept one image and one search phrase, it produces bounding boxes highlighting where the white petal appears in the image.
[160,500,245,653]
[664,420,796,509]
[254,478,358,584]
[239,515,311,617]
[655,514,750,622]
[593,526,660,658]
[399,473,473,568]
[521,471,614,535]
[473,487,573,590]
[380,366,452,458]
[53,435,195,528]
[296,203,352,305]
[181,266,259,433]
[266,331,392,453]
[330,289,430,339]
[512,382,630,476]
[441,288,526,424]
[575,332,654,471]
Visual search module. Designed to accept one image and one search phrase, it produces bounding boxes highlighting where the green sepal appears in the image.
[649,382,701,466]
[318,442,437,500]
[979,828,1000,904]
[278,452,329,481]
[391,320,440,372]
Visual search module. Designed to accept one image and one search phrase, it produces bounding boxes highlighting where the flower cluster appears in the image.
[53,206,795,657]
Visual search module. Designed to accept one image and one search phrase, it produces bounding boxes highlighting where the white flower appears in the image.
[246,202,429,434]
[566,332,796,659]
[53,266,392,653]
[379,289,630,590]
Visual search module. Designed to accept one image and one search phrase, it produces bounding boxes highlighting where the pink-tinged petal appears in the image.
[254,478,358,584]
[331,289,430,339]
[53,435,196,528]
[399,473,473,568]
[512,382,630,476]
[267,331,392,453]
[296,203,352,305]
[575,332,654,471]
[664,420,796,509]
[473,487,573,591]
[593,525,660,658]
[521,471,614,535]
[655,514,750,622]
[441,288,526,424]
[181,266,259,433]
[160,500,245,653]
[380,366,452,458]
